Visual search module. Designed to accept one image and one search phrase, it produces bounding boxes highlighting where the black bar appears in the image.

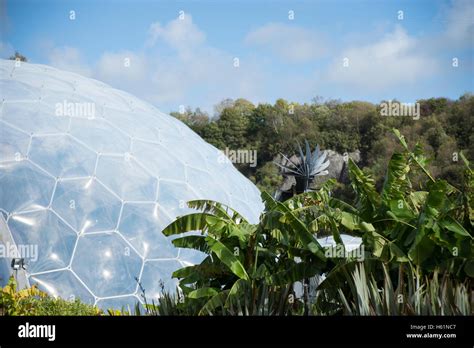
[0,316,472,346]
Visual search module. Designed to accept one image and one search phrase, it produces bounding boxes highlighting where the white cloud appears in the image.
[443,0,474,47]
[96,51,147,84]
[325,26,438,90]
[47,46,91,77]
[245,23,327,63]
[38,3,468,112]
[146,15,205,57]
[94,16,265,112]
[142,44,264,108]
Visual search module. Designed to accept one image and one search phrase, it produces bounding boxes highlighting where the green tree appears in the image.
[8,51,27,62]
[217,107,249,149]
[170,107,210,134]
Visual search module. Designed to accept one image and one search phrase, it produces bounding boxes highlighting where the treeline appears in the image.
[171,94,473,193]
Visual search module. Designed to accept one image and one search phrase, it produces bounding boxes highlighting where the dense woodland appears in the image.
[171,94,473,194]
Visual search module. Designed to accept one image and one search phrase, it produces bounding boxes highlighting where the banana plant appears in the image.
[160,193,345,315]
[344,129,473,277]
[162,199,308,315]
[160,182,371,315]
[157,129,472,316]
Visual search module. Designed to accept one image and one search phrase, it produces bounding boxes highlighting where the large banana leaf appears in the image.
[172,258,228,284]
[348,158,380,220]
[188,287,219,299]
[199,290,230,315]
[162,212,217,236]
[382,152,411,203]
[392,129,454,190]
[267,259,322,286]
[187,199,248,223]
[171,235,210,253]
[263,192,327,260]
[205,236,250,281]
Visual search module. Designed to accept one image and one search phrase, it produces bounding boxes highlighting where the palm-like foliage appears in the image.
[158,181,372,315]
[155,129,472,316]
[160,195,341,315]
[346,129,473,277]
[318,262,472,315]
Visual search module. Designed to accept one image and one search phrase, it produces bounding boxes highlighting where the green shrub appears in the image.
[0,277,102,316]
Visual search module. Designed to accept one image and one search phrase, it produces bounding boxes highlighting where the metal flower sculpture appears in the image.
[275,140,330,194]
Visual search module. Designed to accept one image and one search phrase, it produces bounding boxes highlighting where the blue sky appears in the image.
[1,0,473,113]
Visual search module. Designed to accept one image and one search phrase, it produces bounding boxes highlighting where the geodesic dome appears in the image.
[0,59,264,310]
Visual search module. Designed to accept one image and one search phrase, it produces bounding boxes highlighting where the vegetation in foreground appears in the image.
[1,129,472,316]
[150,129,472,315]
[0,277,101,316]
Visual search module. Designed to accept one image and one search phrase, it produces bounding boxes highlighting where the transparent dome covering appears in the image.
[0,59,264,309]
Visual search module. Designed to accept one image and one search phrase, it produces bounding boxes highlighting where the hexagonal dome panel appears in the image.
[30,270,95,306]
[69,117,130,154]
[2,101,69,135]
[95,155,158,202]
[0,160,55,213]
[71,232,142,298]
[0,59,264,309]
[52,177,122,233]
[0,121,30,162]
[28,134,97,178]
[118,203,178,259]
[8,209,77,273]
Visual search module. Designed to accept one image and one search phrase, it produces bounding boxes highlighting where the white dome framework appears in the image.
[0,59,264,310]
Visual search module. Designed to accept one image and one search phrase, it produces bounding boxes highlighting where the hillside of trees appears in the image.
[171,94,473,195]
